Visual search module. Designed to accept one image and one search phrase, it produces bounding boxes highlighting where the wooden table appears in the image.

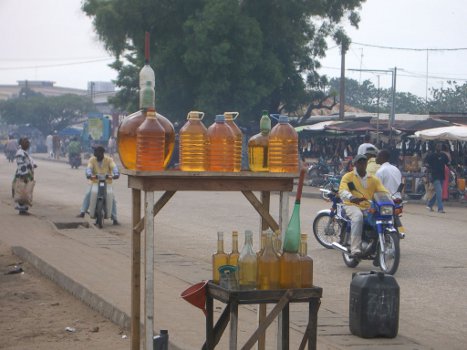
[204,282,322,350]
[121,170,296,350]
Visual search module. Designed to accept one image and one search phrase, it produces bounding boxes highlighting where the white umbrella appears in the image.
[295,120,342,132]
[414,125,467,141]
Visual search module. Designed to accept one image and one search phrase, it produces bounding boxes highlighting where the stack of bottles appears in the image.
[212,230,313,290]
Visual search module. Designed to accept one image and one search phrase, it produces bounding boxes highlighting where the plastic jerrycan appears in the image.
[179,111,208,171]
[135,108,165,171]
[117,110,175,170]
[349,271,399,338]
[268,114,299,173]
[207,114,235,172]
[224,111,242,172]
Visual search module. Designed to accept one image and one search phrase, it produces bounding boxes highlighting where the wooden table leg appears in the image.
[131,189,141,350]
[144,191,155,350]
[281,303,290,350]
[308,299,320,350]
[230,301,239,350]
[205,294,214,350]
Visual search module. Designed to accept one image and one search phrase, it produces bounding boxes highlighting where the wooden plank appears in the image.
[241,191,279,232]
[258,192,270,350]
[134,191,176,233]
[128,176,293,192]
[131,189,141,350]
[144,191,155,350]
[122,169,298,179]
[241,290,292,350]
[230,302,239,350]
[203,303,231,350]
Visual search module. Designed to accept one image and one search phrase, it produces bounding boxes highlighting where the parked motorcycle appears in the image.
[312,183,404,275]
[306,158,331,187]
[88,174,114,228]
[68,153,82,169]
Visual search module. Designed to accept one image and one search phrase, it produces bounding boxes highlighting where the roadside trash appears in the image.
[153,330,169,350]
[5,265,24,274]
[121,334,128,339]
[90,326,99,333]
[65,327,76,333]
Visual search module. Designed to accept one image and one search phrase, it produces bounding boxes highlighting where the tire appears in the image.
[95,199,104,228]
[342,252,360,268]
[378,231,400,275]
[312,212,342,249]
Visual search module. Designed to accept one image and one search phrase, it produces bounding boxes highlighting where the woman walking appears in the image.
[13,138,37,215]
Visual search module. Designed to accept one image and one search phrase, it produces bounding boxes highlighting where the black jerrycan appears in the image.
[349,271,399,338]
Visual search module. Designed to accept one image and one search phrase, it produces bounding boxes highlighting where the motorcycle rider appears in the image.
[77,146,120,225]
[67,137,81,166]
[338,154,388,257]
[376,149,406,236]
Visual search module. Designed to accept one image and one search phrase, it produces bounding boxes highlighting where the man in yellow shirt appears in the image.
[77,146,120,224]
[338,154,388,257]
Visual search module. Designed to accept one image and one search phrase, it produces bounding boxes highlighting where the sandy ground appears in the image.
[0,242,129,350]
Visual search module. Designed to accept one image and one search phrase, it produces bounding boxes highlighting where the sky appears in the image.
[1,0,466,98]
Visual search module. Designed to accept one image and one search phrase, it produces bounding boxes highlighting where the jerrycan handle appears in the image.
[187,111,205,120]
[224,111,239,120]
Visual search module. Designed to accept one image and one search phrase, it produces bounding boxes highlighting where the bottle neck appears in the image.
[299,241,307,256]
[243,234,254,254]
[217,239,224,253]
[232,234,239,253]
[264,233,275,253]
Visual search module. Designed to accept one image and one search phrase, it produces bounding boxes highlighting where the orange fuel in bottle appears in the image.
[268,115,298,173]
[135,108,165,171]
[207,115,235,172]
[224,112,242,172]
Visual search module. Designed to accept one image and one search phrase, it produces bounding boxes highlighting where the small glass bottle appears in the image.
[248,110,271,172]
[224,112,243,172]
[207,114,235,172]
[274,230,282,254]
[212,231,228,284]
[256,231,267,257]
[135,108,165,171]
[228,231,240,266]
[179,111,208,171]
[299,234,313,288]
[257,230,280,290]
[268,115,299,173]
[238,230,257,290]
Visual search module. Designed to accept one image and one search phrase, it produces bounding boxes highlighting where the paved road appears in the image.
[1,154,466,349]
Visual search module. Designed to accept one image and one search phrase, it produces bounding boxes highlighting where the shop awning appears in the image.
[414,125,467,141]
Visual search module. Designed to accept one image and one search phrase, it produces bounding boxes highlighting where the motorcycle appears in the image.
[312,183,405,275]
[69,153,82,169]
[320,173,342,200]
[88,174,114,228]
[306,158,331,187]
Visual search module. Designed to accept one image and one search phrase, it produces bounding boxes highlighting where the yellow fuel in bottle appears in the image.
[179,111,207,171]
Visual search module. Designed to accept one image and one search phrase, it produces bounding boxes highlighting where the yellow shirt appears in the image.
[86,156,117,183]
[338,170,388,209]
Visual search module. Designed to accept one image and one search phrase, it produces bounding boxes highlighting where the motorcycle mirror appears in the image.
[348,182,356,191]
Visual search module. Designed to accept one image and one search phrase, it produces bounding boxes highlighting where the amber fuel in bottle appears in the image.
[299,234,313,288]
[135,108,166,171]
[212,231,228,284]
[179,111,207,171]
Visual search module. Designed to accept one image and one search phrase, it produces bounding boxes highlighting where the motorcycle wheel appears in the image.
[342,252,360,268]
[95,199,104,229]
[379,231,400,275]
[312,212,342,249]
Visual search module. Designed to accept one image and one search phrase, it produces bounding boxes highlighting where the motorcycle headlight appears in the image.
[380,205,394,216]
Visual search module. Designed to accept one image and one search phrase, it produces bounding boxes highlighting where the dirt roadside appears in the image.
[0,241,128,350]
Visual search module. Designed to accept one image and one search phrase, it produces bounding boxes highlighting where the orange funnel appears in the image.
[180,281,208,316]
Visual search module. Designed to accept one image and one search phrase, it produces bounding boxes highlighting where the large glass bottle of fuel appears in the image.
[224,112,242,172]
[257,230,280,290]
[135,108,165,171]
[117,63,174,169]
[299,234,313,288]
[212,231,228,284]
[248,110,271,172]
[207,115,235,172]
[237,230,257,290]
[179,111,207,171]
[268,115,299,173]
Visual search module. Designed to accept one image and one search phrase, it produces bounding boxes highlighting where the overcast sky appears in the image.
[1,0,466,98]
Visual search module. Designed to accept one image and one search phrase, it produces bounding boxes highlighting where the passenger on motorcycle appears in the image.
[376,149,406,235]
[77,146,120,225]
[338,154,388,257]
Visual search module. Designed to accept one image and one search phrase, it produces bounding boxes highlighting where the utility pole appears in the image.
[389,67,397,141]
[339,43,346,120]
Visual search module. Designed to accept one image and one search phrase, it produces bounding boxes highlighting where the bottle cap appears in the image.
[215,114,225,123]
[278,115,289,123]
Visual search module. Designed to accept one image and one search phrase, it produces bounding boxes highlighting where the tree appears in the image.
[0,90,96,135]
[82,0,364,125]
[428,81,467,113]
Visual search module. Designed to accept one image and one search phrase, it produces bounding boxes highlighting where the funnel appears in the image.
[180,280,208,316]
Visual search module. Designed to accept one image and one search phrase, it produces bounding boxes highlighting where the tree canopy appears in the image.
[0,88,96,135]
[82,0,364,125]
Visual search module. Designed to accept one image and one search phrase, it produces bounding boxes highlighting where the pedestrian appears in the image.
[107,136,116,157]
[357,134,376,156]
[424,143,450,213]
[46,134,53,158]
[13,138,37,215]
[362,146,380,177]
[52,132,60,160]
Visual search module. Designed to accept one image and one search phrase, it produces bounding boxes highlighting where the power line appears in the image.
[0,58,113,71]
[352,42,467,52]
